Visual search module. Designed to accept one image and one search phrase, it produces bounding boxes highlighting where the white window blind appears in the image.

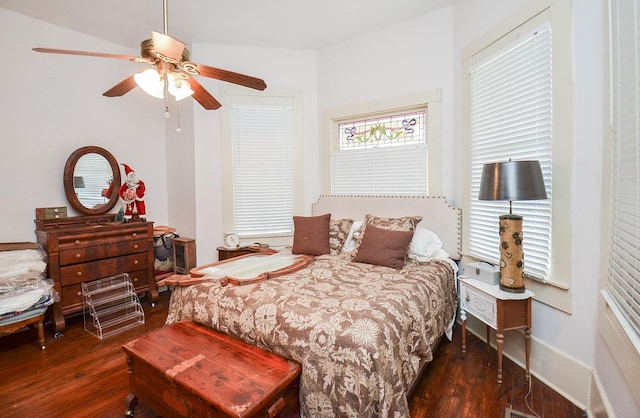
[468,22,553,280]
[332,145,427,195]
[606,0,640,350]
[230,102,295,237]
[331,108,428,195]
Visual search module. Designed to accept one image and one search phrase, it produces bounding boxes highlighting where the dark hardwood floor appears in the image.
[1,290,586,418]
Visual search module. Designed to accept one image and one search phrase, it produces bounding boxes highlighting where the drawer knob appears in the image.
[133,244,139,249]
[134,260,139,265]
[133,277,138,282]
[74,240,80,245]
[76,272,83,277]
[268,397,286,418]
[132,232,137,237]
[76,291,81,296]
[75,253,81,259]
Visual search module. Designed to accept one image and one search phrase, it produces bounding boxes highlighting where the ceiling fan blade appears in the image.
[103,76,137,97]
[186,78,222,110]
[151,31,185,62]
[32,47,142,62]
[193,63,267,91]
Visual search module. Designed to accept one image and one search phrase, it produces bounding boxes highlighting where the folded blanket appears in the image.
[0,279,55,317]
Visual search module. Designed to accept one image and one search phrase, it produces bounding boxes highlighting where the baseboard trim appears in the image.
[462,317,590,411]
[589,369,616,418]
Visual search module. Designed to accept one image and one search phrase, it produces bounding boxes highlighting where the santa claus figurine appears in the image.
[119,163,146,222]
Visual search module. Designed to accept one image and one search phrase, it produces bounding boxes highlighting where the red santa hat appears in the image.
[122,163,134,175]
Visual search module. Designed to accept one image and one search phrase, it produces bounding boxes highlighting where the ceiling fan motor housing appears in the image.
[140,39,190,63]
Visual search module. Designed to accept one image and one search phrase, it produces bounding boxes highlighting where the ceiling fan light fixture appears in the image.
[168,77,194,101]
[134,69,164,99]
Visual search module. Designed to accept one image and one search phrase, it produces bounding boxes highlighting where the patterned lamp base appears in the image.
[499,214,526,293]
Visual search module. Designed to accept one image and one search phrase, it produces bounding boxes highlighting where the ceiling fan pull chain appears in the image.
[164,78,170,118]
[175,101,183,134]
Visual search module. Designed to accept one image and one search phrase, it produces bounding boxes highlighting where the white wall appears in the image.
[0,8,170,242]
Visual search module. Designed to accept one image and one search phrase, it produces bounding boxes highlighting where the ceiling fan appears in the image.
[32,0,267,111]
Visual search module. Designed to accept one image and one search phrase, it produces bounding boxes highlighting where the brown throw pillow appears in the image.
[329,218,354,254]
[292,213,331,255]
[352,224,415,269]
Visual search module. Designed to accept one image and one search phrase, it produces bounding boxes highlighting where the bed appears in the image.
[165,195,461,417]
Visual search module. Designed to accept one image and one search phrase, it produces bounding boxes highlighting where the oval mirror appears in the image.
[64,146,121,216]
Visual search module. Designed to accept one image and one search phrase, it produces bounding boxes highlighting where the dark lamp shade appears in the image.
[478,160,547,201]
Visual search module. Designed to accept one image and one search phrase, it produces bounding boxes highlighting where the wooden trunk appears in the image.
[122,321,301,418]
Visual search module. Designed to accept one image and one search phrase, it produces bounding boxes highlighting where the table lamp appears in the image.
[478,160,547,293]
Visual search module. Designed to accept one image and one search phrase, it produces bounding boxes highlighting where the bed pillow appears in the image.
[329,218,354,254]
[355,214,422,248]
[352,225,415,269]
[363,214,422,232]
[341,220,364,252]
[292,213,331,255]
[408,227,446,261]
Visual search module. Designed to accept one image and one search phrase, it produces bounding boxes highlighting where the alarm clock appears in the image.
[224,233,240,249]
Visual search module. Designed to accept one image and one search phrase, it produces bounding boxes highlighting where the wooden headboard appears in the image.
[312,195,462,260]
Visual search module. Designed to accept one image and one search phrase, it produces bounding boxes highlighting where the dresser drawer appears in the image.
[59,239,149,265]
[460,282,497,328]
[57,226,149,251]
[60,253,149,286]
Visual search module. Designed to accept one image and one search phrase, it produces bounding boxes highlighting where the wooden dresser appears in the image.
[35,215,157,333]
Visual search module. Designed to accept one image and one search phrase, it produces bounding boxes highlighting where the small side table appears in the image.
[217,246,258,261]
[458,276,534,384]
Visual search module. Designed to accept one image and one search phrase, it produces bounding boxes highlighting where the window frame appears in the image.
[322,90,443,196]
[220,86,304,246]
[462,0,573,313]
[598,0,640,404]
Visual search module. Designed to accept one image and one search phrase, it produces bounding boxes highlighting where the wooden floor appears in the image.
[0,290,586,418]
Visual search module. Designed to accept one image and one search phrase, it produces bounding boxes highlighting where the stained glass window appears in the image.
[338,110,426,151]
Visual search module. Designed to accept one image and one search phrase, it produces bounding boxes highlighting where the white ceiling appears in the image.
[0,0,454,50]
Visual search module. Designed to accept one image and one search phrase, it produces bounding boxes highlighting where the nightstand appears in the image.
[216,246,258,260]
[458,275,534,384]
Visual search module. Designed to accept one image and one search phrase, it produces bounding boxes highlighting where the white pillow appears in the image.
[341,221,363,252]
[408,227,449,261]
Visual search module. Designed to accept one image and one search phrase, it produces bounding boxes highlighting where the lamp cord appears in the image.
[524,375,541,418]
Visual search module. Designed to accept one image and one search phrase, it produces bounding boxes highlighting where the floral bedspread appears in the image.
[165,253,457,418]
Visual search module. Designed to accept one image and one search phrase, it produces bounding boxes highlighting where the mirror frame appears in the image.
[63,146,121,216]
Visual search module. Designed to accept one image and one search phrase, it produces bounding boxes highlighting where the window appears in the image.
[463,0,573,312]
[332,108,427,195]
[324,90,443,196]
[221,88,304,243]
[604,0,640,353]
[467,19,553,281]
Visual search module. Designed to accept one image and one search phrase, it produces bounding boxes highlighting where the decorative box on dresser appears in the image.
[35,215,158,334]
